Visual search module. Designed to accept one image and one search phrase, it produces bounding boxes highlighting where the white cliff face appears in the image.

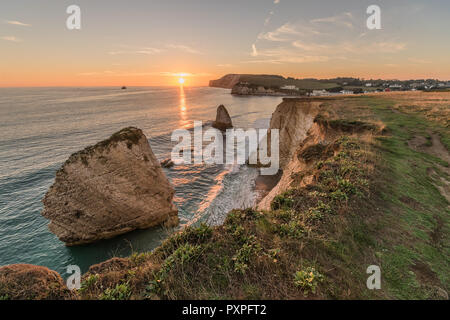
[258,99,323,210]
[231,83,284,96]
[209,74,242,89]
[41,127,178,246]
[269,99,320,167]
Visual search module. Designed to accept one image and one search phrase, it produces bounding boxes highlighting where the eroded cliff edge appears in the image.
[258,98,321,210]
[258,97,377,210]
[41,127,178,246]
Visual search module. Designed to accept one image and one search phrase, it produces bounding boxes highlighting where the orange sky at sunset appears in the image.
[1,0,449,87]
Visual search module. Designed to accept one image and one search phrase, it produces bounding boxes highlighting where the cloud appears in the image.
[311,12,354,28]
[78,71,210,77]
[247,46,329,64]
[4,20,31,27]
[257,22,321,42]
[251,11,407,65]
[408,58,431,64]
[251,44,258,56]
[1,36,21,42]
[108,47,162,55]
[292,40,329,51]
[166,44,202,54]
[264,11,274,26]
[370,42,406,53]
[245,59,283,64]
[248,38,405,65]
[217,64,232,67]
[158,72,210,77]
[77,71,117,76]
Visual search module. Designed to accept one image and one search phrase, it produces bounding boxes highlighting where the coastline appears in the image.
[1,92,449,300]
[0,86,281,275]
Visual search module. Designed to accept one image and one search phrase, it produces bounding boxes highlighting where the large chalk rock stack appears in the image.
[41,127,178,246]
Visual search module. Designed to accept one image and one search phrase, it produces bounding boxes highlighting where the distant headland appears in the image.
[209,74,450,96]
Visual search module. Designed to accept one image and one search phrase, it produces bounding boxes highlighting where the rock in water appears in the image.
[212,104,233,131]
[41,127,179,246]
[160,158,174,168]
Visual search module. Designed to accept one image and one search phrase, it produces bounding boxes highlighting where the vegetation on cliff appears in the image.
[79,93,449,300]
[1,92,448,300]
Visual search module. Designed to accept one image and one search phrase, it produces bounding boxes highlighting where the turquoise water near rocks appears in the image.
[0,86,281,277]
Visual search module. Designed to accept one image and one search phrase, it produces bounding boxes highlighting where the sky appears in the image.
[0,0,449,87]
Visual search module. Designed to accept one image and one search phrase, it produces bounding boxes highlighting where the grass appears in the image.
[358,95,449,299]
[3,92,447,300]
[77,131,384,300]
[66,95,448,300]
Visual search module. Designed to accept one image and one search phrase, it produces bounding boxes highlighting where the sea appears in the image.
[0,86,282,277]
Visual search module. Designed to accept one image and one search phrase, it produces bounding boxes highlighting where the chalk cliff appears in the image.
[258,98,326,210]
[231,83,283,96]
[209,74,242,88]
[41,127,178,246]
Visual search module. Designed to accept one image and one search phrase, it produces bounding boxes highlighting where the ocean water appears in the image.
[0,86,282,276]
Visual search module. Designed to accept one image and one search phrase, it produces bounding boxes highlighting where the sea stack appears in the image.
[212,104,233,131]
[41,127,179,246]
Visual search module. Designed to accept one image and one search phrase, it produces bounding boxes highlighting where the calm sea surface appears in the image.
[0,86,282,276]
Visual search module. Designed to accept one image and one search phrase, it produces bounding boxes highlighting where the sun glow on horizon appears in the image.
[178,77,185,84]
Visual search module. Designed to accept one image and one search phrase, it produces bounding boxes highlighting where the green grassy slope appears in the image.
[360,96,449,299]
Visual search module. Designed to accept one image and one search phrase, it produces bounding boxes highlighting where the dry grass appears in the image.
[367,91,450,127]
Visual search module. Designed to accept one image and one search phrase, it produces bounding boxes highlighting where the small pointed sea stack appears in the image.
[212,104,233,131]
[41,127,179,246]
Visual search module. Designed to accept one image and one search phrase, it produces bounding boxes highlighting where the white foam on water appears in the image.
[203,164,260,226]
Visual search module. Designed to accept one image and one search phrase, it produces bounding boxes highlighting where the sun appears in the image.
[178,77,185,84]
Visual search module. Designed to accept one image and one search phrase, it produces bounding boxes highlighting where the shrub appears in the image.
[271,193,294,210]
[232,236,261,274]
[306,208,323,222]
[148,243,204,295]
[293,267,324,296]
[337,178,358,195]
[155,223,212,258]
[163,243,203,273]
[130,252,148,265]
[329,190,348,202]
[278,221,305,239]
[79,274,99,294]
[274,209,294,222]
[100,282,131,300]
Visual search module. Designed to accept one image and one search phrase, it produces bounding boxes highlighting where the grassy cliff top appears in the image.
[2,92,448,300]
